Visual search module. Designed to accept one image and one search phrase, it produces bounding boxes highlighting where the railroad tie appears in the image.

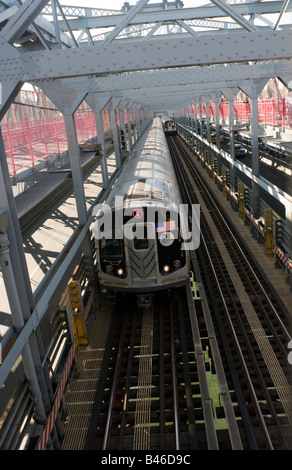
[133,309,153,450]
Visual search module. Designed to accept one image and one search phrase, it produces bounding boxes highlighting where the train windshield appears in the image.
[100,238,124,260]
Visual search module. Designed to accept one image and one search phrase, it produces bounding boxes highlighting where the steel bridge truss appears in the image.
[0,0,292,449]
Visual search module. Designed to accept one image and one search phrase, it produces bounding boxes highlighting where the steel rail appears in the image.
[118,312,137,450]
[178,137,292,436]
[159,306,165,449]
[176,133,292,445]
[102,310,129,450]
[199,211,289,447]
[187,150,292,344]
[168,136,250,449]
[176,295,199,450]
[170,300,180,450]
[168,135,274,449]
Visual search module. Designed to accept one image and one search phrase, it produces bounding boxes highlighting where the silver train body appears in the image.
[95,117,190,294]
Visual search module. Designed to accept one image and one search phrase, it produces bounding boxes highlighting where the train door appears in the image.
[125,222,157,284]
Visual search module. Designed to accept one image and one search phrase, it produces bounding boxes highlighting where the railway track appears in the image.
[83,287,245,450]
[167,134,292,449]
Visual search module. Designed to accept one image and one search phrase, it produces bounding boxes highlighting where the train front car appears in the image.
[94,118,190,302]
[164,119,177,135]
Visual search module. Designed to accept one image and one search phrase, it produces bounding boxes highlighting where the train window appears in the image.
[134,237,149,250]
[100,239,123,259]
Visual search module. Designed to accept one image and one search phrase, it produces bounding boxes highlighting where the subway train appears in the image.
[163,119,177,135]
[93,118,194,304]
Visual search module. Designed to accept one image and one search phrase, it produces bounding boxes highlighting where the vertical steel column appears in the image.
[133,107,138,140]
[240,80,268,219]
[0,131,34,316]
[126,106,132,150]
[0,129,52,418]
[209,92,223,176]
[119,106,127,151]
[85,92,111,190]
[132,108,136,144]
[229,97,236,192]
[199,100,204,139]
[140,107,145,133]
[214,98,222,174]
[136,106,141,139]
[190,102,194,147]
[63,113,95,279]
[185,104,188,141]
[209,93,222,151]
[0,211,47,424]
[204,97,210,142]
[222,88,239,193]
[108,98,121,170]
[250,96,260,218]
[95,110,109,189]
[215,100,220,147]
[51,0,62,49]
[63,114,88,224]
[193,100,198,134]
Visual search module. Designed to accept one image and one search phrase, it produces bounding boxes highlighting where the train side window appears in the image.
[100,239,123,259]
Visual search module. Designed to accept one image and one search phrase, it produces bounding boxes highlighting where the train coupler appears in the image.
[107,290,117,306]
[137,294,153,309]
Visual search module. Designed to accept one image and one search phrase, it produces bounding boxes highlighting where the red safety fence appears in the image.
[2,87,292,178]
[1,88,111,178]
[192,98,292,130]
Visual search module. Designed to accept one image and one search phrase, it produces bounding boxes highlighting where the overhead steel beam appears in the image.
[56,2,291,31]
[31,59,292,112]
[22,29,292,82]
[83,60,292,94]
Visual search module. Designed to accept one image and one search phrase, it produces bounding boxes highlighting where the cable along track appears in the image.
[167,135,292,450]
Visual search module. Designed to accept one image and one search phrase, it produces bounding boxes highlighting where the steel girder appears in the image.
[18,30,292,83]
[31,59,292,112]
[0,0,292,445]
[52,2,292,33]
[1,0,292,116]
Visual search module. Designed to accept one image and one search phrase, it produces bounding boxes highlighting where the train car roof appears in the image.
[105,118,181,210]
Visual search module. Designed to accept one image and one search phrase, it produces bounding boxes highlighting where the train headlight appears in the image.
[106,264,113,273]
[174,259,181,268]
[117,268,124,276]
[163,265,170,273]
